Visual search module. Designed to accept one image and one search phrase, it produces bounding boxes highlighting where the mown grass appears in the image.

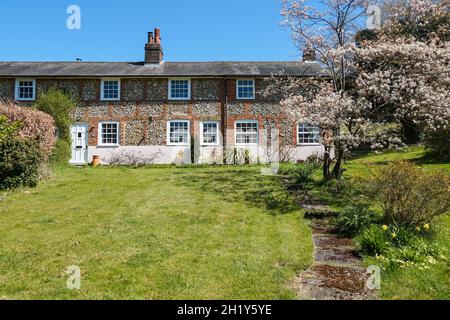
[311,146,450,300]
[0,166,312,300]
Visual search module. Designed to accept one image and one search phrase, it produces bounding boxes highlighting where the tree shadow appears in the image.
[171,168,299,215]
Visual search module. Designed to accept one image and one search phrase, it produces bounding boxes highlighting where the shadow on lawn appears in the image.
[172,168,299,215]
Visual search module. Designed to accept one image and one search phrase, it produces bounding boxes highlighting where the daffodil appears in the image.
[415,226,421,232]
[423,223,430,230]
[391,232,397,239]
[382,225,389,231]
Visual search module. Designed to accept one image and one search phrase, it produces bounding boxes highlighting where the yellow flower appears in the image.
[423,224,430,230]
[382,225,389,231]
[391,233,397,239]
[415,226,421,232]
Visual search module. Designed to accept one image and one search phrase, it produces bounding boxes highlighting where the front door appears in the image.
[70,123,88,164]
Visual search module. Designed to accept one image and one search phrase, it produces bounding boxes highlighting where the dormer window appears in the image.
[236,79,255,100]
[15,79,36,101]
[101,79,120,101]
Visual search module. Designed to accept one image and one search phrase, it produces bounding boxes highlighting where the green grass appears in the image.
[313,146,450,300]
[0,166,312,300]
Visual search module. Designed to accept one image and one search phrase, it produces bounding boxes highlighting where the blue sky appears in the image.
[0,0,300,62]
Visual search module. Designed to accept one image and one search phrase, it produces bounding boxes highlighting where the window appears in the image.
[298,123,320,144]
[15,79,36,101]
[236,79,255,99]
[235,121,258,145]
[98,122,120,146]
[201,122,219,145]
[169,79,190,100]
[101,79,120,100]
[167,121,190,145]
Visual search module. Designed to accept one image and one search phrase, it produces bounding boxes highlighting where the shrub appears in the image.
[0,101,56,159]
[357,224,390,256]
[279,163,315,183]
[49,139,72,164]
[370,160,450,226]
[335,203,377,237]
[424,125,450,161]
[0,137,42,189]
[34,89,75,163]
[0,115,21,143]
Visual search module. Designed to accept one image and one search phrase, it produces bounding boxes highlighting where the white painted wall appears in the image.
[87,144,331,165]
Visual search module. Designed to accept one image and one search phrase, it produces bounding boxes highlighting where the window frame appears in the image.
[236,79,256,100]
[235,120,259,146]
[167,120,190,146]
[200,121,220,146]
[168,78,191,100]
[98,121,120,147]
[297,123,321,145]
[15,78,36,101]
[100,78,121,101]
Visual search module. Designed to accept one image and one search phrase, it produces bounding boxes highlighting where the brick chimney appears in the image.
[145,28,163,64]
[302,43,316,62]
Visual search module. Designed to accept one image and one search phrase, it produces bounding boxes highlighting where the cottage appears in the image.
[0,28,329,165]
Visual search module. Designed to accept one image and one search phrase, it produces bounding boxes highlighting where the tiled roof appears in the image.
[0,61,329,77]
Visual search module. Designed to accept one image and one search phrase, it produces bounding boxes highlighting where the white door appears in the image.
[70,123,88,164]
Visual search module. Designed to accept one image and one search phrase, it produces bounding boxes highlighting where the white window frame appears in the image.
[15,78,36,101]
[297,123,321,145]
[167,120,190,146]
[236,79,255,100]
[98,121,120,147]
[100,78,121,101]
[200,121,220,146]
[168,78,191,100]
[235,120,259,146]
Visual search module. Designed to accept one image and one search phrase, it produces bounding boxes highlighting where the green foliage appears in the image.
[279,163,315,184]
[370,160,450,226]
[0,137,42,190]
[49,139,72,165]
[424,125,450,161]
[0,115,21,143]
[335,203,377,237]
[34,88,75,141]
[356,224,390,256]
[34,89,75,163]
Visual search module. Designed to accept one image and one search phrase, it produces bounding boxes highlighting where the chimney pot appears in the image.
[148,32,154,43]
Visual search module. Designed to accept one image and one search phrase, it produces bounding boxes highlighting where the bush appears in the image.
[34,89,75,163]
[279,163,315,183]
[335,203,377,237]
[424,125,450,161]
[0,101,56,159]
[0,137,42,189]
[357,224,390,256]
[0,115,21,143]
[49,139,72,164]
[34,89,75,141]
[370,160,450,226]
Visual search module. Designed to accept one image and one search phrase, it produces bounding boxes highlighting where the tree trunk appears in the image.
[331,147,344,179]
[323,147,331,180]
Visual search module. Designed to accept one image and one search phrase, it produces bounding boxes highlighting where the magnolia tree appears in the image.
[270,0,449,179]
[353,38,450,133]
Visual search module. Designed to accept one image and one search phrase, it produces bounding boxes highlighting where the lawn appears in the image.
[0,166,312,300]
